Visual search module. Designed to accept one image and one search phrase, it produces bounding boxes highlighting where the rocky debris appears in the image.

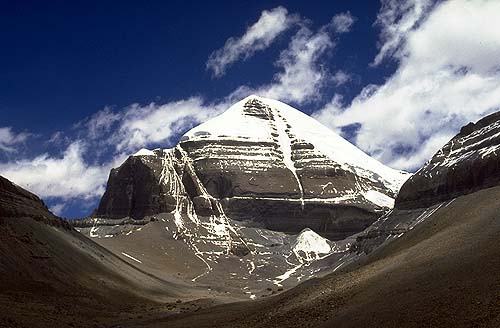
[350,200,453,256]
[73,216,153,228]
[396,110,500,209]
[75,203,351,293]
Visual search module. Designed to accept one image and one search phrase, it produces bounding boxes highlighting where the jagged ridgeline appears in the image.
[92,95,409,240]
[397,110,500,209]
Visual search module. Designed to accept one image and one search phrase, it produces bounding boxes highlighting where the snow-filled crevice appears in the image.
[157,146,255,282]
[271,107,305,209]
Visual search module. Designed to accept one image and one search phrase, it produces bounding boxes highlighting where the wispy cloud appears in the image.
[232,12,355,105]
[331,12,356,33]
[371,0,434,66]
[0,127,30,153]
[315,0,500,171]
[206,7,299,78]
[104,97,226,153]
[332,70,351,86]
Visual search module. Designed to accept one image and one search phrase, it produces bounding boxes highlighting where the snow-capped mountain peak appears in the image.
[183,95,409,194]
[96,95,409,241]
[81,95,416,297]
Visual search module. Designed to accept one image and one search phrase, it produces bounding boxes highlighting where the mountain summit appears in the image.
[94,95,409,239]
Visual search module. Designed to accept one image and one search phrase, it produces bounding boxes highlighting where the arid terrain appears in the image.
[2,99,500,328]
[113,185,500,328]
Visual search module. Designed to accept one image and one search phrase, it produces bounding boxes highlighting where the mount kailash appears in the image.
[73,95,410,296]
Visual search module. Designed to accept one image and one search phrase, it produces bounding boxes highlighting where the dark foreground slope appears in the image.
[133,184,500,328]
[0,176,214,328]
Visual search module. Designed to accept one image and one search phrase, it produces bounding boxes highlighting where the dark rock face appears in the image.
[96,155,178,219]
[94,96,408,240]
[0,175,69,228]
[222,198,377,240]
[352,110,500,257]
[396,111,500,209]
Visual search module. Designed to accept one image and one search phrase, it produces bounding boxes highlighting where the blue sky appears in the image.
[1,0,500,218]
[1,0,386,133]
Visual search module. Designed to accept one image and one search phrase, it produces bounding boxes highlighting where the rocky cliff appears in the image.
[353,109,500,255]
[396,111,500,209]
[0,175,69,228]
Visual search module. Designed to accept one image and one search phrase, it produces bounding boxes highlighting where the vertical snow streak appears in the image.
[158,149,213,280]
[89,218,99,237]
[177,145,252,254]
[176,145,233,254]
[272,107,304,208]
[160,150,188,229]
[158,146,253,282]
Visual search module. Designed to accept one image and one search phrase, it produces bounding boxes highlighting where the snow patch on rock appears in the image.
[363,190,395,208]
[133,148,155,156]
[292,228,332,263]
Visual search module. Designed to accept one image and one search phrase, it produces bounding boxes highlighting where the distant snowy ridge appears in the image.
[133,148,156,156]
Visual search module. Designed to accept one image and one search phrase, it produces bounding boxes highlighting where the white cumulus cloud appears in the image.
[0,142,117,200]
[110,97,226,153]
[371,0,434,66]
[0,96,228,208]
[315,0,500,171]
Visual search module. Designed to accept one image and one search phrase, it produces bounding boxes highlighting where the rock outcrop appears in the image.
[353,109,500,255]
[95,155,178,219]
[396,111,500,209]
[0,175,69,228]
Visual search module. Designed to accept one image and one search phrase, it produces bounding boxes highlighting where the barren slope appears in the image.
[135,185,500,328]
[0,176,215,328]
